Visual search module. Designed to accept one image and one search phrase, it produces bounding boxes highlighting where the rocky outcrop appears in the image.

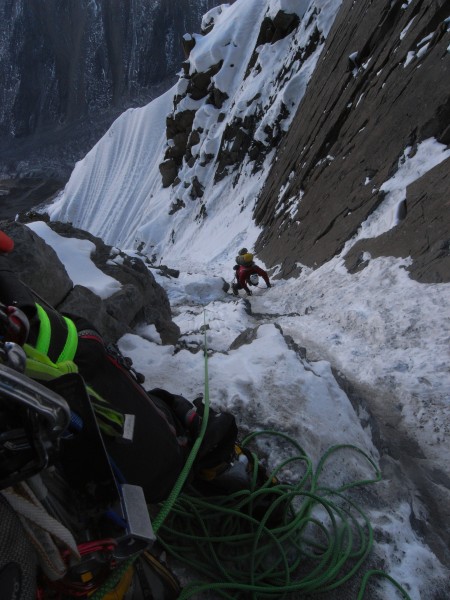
[1,220,180,345]
[159,4,325,198]
[344,158,450,283]
[255,0,450,284]
[160,109,197,188]
[0,0,224,180]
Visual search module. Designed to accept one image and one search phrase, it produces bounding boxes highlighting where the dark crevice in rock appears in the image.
[245,10,300,79]
[423,97,450,143]
[187,61,223,101]
[248,311,302,320]
[169,199,185,215]
[214,103,288,182]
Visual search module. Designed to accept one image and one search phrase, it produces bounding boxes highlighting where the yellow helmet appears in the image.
[243,253,253,263]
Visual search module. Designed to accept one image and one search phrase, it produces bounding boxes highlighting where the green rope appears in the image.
[88,311,412,600]
[358,570,412,599]
[152,310,211,532]
[156,433,412,600]
[89,311,212,599]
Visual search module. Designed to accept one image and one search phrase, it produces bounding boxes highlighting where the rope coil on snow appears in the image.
[88,310,413,600]
[158,434,412,599]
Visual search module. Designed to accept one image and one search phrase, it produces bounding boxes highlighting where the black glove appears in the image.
[247,289,252,296]
[267,283,272,288]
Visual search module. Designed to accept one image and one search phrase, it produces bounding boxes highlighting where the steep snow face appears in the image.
[48,89,174,252]
[39,0,450,592]
[48,0,343,262]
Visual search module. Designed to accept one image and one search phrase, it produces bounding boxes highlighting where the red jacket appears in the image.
[236,264,270,292]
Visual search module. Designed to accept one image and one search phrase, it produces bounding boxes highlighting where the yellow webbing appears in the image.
[35,303,51,356]
[25,305,125,439]
[23,344,79,381]
[58,316,78,363]
[23,344,125,438]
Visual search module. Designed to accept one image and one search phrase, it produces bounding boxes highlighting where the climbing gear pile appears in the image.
[0,301,175,599]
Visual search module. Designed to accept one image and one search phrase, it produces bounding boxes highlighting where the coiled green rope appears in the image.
[157,433,412,599]
[90,311,412,600]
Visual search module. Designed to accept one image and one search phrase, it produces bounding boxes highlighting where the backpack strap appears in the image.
[23,343,79,381]
[86,385,131,440]
[34,303,78,364]
[23,344,129,441]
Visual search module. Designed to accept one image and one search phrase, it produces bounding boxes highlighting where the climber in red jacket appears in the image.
[232,253,271,296]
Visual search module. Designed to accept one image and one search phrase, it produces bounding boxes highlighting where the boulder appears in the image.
[0,220,180,345]
[1,220,73,306]
[159,159,179,188]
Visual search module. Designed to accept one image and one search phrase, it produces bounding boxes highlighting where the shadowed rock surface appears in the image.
[0,0,224,182]
[254,0,450,285]
[1,220,180,345]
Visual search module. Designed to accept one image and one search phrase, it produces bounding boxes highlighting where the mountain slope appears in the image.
[48,0,338,260]
[42,0,450,587]
[47,0,450,285]
[255,0,450,282]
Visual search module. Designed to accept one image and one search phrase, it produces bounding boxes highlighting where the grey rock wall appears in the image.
[1,220,180,345]
[254,0,450,284]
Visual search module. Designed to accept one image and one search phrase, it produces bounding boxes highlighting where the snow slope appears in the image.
[31,219,450,599]
[40,0,450,597]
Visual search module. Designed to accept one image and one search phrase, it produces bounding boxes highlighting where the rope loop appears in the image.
[89,310,412,600]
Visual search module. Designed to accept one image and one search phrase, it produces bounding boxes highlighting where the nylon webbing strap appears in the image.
[86,385,126,438]
[23,344,78,381]
[35,303,78,364]
[59,316,78,363]
[35,303,51,356]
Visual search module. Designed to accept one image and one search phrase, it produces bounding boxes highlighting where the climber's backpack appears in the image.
[0,345,176,599]
[149,387,239,476]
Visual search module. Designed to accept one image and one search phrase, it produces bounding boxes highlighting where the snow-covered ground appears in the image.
[28,220,450,599]
[33,0,450,596]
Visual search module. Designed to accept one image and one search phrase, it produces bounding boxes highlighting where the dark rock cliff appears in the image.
[0,0,223,182]
[1,220,180,345]
[254,0,450,284]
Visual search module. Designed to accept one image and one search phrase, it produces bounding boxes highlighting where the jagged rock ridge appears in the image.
[158,1,321,209]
